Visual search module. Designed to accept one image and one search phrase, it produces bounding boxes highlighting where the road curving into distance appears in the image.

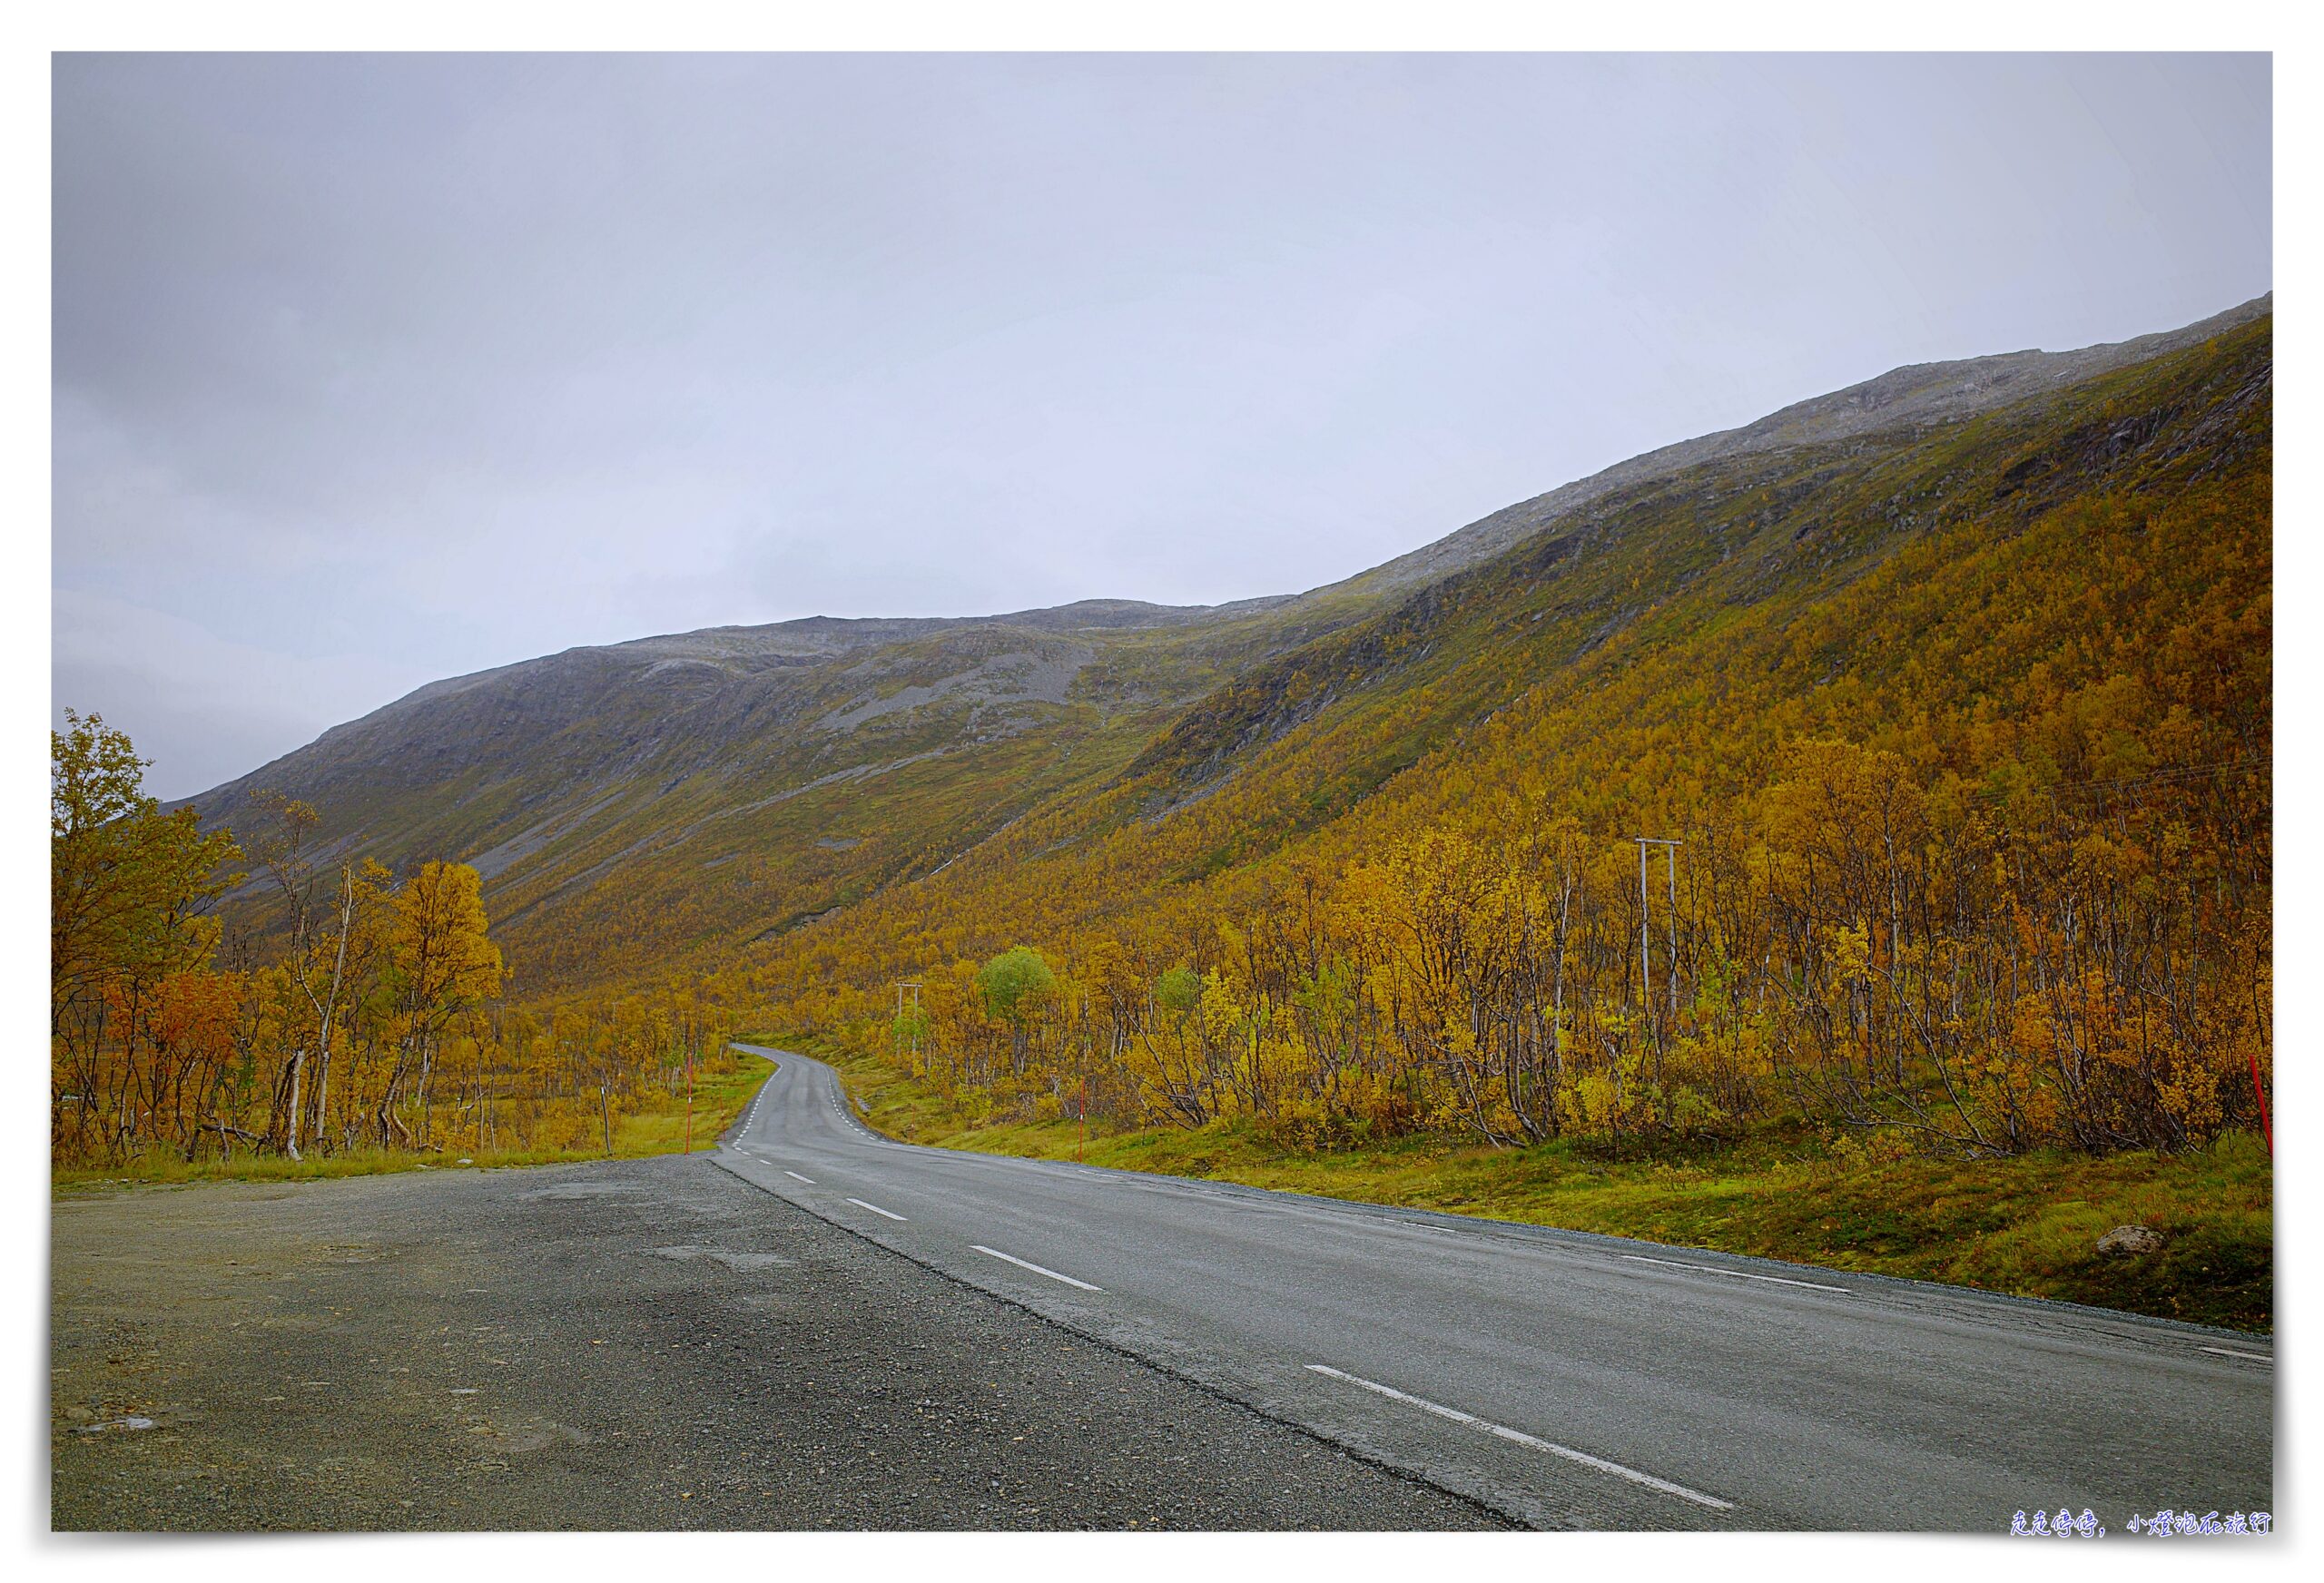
[714,1044,2272,1531]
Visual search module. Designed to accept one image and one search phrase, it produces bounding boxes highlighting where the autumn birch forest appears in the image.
[761,320,2273,1166]
[52,714,732,1170]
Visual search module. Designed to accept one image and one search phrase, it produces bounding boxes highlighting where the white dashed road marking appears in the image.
[783,1171,815,1184]
[1305,1364,1734,1511]
[1619,1254,1846,1294]
[2201,1346,2270,1363]
[971,1245,1104,1292]
[845,1197,907,1222]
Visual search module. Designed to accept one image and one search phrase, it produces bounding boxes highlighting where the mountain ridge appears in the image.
[1329,291,2273,598]
[188,290,2270,811]
[178,292,2272,997]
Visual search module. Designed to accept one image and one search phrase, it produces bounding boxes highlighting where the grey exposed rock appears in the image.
[2096,1224,2165,1258]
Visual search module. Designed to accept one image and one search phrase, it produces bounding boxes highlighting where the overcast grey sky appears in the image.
[53,53,2270,798]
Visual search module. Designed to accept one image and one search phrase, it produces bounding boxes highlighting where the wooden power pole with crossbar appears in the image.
[1635,837,1682,1021]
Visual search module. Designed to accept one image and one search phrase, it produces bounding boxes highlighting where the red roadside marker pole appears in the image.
[2250,1047,2271,1154]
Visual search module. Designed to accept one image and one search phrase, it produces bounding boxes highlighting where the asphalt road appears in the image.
[719,1044,2275,1532]
[52,1155,1494,1529]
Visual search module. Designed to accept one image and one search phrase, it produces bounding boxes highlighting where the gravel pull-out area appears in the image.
[51,1155,1502,1530]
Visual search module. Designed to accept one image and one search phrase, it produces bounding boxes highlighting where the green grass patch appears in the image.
[802,1039,2271,1333]
[606,1057,773,1158]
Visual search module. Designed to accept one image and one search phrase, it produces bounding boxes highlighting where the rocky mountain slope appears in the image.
[184,295,2272,995]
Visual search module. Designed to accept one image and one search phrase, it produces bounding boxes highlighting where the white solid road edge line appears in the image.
[1305,1364,1735,1512]
[970,1244,1105,1293]
[2200,1345,2271,1363]
[844,1197,907,1222]
[783,1170,815,1184]
[1619,1253,1847,1294]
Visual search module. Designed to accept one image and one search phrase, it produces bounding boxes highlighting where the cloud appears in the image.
[51,589,429,800]
[50,54,2272,796]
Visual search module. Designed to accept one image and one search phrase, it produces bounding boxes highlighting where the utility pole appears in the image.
[1635,838,1683,1021]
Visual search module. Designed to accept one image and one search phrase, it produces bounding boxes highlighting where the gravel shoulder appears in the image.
[50,1155,1501,1530]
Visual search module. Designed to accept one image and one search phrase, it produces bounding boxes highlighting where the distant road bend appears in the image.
[717,1046,2272,1531]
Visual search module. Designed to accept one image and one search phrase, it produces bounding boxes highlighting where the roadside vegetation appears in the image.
[51,712,746,1180]
[53,1045,770,1189]
[807,1037,2270,1332]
